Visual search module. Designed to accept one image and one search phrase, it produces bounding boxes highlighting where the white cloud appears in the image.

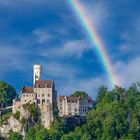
[62,40,90,57]
[115,56,140,88]
[40,40,91,58]
[82,1,110,30]
[44,62,78,78]
[33,28,51,44]
[58,56,140,98]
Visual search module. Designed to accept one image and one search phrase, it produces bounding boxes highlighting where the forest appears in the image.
[1,81,140,140]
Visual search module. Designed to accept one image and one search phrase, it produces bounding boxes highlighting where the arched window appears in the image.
[37,99,40,104]
[42,99,45,104]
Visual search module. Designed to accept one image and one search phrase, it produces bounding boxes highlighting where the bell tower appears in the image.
[33,64,42,85]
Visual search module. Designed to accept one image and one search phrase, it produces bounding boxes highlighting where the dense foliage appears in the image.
[2,83,140,140]
[25,116,83,140]
[0,81,16,107]
[13,111,20,120]
[71,91,88,97]
[9,130,23,140]
[24,84,140,140]
[62,84,140,140]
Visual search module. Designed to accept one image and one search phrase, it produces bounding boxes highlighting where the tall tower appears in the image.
[33,64,42,85]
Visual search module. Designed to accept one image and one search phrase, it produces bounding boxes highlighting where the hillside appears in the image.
[1,83,140,140]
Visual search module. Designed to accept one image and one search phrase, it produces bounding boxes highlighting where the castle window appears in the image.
[47,99,50,103]
[42,94,45,97]
[42,99,45,104]
[37,99,40,104]
[48,94,50,97]
[26,95,28,97]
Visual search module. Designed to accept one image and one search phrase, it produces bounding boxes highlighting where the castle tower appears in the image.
[33,64,42,85]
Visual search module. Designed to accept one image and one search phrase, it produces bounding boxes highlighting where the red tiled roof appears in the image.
[58,96,79,102]
[22,86,34,93]
[58,96,65,100]
[35,80,53,88]
[67,96,79,101]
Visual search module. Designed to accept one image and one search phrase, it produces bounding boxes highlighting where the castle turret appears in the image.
[33,64,42,85]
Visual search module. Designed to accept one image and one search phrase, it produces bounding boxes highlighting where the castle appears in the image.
[12,64,94,129]
[13,64,57,128]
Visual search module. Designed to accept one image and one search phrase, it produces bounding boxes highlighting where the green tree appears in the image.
[13,111,20,120]
[9,130,23,140]
[21,83,140,139]
[0,81,16,107]
[63,83,140,140]
[96,86,107,104]
[71,91,88,98]
[25,127,36,140]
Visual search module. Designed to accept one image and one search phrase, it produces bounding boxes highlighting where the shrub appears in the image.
[13,111,20,120]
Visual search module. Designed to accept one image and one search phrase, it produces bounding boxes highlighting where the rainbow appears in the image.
[67,0,119,87]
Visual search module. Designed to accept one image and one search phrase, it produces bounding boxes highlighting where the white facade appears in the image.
[33,64,42,85]
[57,96,94,117]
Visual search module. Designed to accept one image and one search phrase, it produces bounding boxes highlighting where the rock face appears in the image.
[0,116,22,138]
[0,105,35,138]
[40,104,53,129]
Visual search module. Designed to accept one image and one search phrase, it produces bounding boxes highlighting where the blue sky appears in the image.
[0,0,140,98]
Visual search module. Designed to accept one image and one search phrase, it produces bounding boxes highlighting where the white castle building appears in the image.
[13,64,57,128]
[57,96,94,117]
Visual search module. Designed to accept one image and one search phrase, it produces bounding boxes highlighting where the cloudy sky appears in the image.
[0,0,140,98]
